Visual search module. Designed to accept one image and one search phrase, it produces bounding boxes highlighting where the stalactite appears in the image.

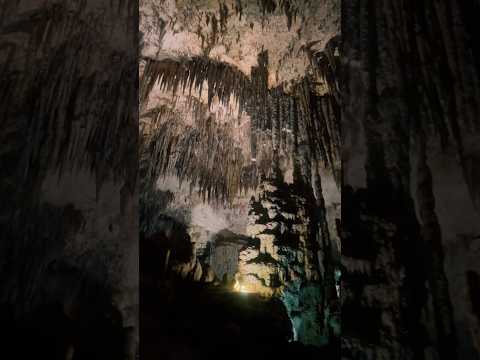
[141,41,341,201]
[234,0,243,20]
[317,37,340,102]
[211,15,218,45]
[415,128,457,358]
[272,90,281,170]
[285,96,296,166]
[142,48,341,184]
[257,0,299,30]
[141,107,257,203]
[1,7,137,192]
[342,1,480,358]
[295,104,311,187]
[279,0,297,30]
[311,156,339,333]
[258,0,277,17]
[219,1,229,33]
[140,56,251,111]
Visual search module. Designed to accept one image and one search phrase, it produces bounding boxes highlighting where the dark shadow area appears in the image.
[140,223,339,360]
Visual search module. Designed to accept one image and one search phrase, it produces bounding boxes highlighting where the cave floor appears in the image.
[140,277,336,360]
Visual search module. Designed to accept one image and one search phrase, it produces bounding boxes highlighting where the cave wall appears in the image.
[2,0,479,358]
[342,1,480,359]
[236,175,339,347]
[138,2,342,352]
[138,6,341,357]
[208,230,249,281]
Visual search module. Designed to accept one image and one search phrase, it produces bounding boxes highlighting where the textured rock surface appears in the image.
[342,1,480,359]
[140,0,340,86]
[0,1,138,359]
[139,0,341,202]
[208,229,250,281]
[139,1,342,352]
[141,210,339,359]
[236,176,340,347]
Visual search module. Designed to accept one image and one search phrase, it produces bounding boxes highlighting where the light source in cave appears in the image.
[234,274,253,294]
[140,0,341,351]
[233,278,246,293]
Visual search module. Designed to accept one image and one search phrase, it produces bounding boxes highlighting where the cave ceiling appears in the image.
[139,0,340,223]
[140,0,339,85]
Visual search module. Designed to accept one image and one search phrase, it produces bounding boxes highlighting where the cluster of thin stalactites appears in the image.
[140,43,340,202]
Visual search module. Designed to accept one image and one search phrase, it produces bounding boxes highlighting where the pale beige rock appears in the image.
[192,261,203,282]
[246,223,267,237]
[238,246,259,263]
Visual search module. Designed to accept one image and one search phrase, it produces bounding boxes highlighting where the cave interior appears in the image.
[139,0,341,358]
[2,0,480,359]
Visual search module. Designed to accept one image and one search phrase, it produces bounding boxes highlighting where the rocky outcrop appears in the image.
[140,209,327,360]
[238,179,319,294]
[236,177,339,347]
[208,230,251,281]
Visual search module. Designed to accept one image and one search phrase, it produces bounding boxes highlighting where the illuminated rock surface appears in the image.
[141,216,339,359]
[139,0,341,354]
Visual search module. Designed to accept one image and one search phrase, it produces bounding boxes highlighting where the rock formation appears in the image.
[236,176,339,346]
[139,0,341,354]
[4,1,478,359]
[1,1,138,359]
[342,1,480,359]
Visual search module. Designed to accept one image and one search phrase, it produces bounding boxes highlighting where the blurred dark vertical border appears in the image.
[0,1,139,359]
[341,1,480,359]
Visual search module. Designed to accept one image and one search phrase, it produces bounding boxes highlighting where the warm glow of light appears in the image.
[234,279,241,292]
[234,279,251,293]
